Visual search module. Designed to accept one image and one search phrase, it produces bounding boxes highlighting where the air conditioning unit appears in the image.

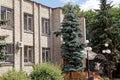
[17,41,23,48]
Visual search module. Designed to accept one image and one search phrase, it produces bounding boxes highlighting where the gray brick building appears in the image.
[0,0,86,75]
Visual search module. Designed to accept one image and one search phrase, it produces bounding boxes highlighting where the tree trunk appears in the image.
[110,70,113,79]
[69,72,72,80]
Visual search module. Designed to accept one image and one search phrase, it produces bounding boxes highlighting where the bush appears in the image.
[103,76,110,80]
[31,62,63,80]
[0,69,30,80]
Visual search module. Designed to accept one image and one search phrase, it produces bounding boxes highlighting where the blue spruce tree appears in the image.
[54,4,84,78]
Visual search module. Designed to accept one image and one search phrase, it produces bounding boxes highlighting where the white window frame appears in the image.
[1,44,14,63]
[24,13,33,32]
[24,46,34,63]
[0,6,13,27]
[42,18,50,35]
[5,44,14,62]
[42,48,50,62]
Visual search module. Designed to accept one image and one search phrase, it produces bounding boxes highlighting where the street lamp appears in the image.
[102,43,111,54]
[102,43,111,77]
[85,40,92,80]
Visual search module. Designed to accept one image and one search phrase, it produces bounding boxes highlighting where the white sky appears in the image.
[80,0,120,11]
[34,0,120,11]
[60,0,79,3]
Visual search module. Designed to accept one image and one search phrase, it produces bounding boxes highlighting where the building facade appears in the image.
[0,0,86,75]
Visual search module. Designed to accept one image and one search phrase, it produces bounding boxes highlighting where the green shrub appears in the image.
[0,69,30,80]
[103,76,110,80]
[31,62,63,80]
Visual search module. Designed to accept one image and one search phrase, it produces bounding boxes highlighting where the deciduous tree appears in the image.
[89,0,120,78]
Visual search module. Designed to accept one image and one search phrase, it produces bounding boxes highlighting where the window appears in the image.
[24,46,34,63]
[24,13,33,32]
[42,18,50,35]
[42,48,50,62]
[0,6,13,27]
[4,44,14,63]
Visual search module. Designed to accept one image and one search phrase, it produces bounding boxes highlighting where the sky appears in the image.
[33,0,120,11]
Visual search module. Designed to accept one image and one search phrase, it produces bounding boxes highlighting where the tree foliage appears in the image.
[0,36,7,62]
[31,63,63,80]
[54,4,84,74]
[0,20,7,26]
[0,20,8,63]
[83,10,97,39]
[89,0,120,76]
[62,1,120,75]
[0,69,30,80]
[62,4,84,16]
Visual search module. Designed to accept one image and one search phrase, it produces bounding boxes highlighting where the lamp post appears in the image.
[102,43,111,77]
[85,40,92,80]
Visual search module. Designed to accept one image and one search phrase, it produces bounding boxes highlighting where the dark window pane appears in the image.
[42,18,44,34]
[42,48,45,62]
[24,46,27,57]
[28,17,32,31]
[42,18,50,35]
[24,13,33,31]
[4,44,14,62]
[42,48,50,62]
[1,7,6,20]
[24,14,27,30]
[24,46,33,63]
[1,7,13,27]
[46,50,48,62]
[45,21,48,34]
[29,47,33,62]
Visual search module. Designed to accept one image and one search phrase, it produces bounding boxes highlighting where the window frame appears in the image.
[24,13,33,32]
[42,48,50,62]
[0,6,14,28]
[1,44,14,64]
[5,44,14,63]
[42,18,50,35]
[24,46,34,64]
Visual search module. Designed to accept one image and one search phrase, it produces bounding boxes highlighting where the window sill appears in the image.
[42,34,50,37]
[0,62,13,66]
[24,62,34,66]
[0,25,13,30]
[24,30,33,34]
